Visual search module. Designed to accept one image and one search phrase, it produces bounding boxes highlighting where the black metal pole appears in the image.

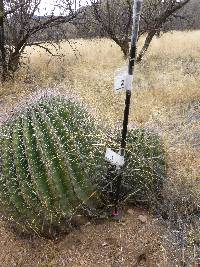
[114,0,143,215]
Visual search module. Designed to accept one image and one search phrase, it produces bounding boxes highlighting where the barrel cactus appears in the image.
[122,129,166,205]
[0,96,107,237]
[99,128,166,208]
[0,94,166,237]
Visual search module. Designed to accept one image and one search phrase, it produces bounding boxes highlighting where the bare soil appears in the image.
[0,207,181,267]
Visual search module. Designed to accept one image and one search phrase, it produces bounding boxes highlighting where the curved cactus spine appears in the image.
[0,127,21,219]
[39,102,96,195]
[1,123,44,233]
[2,126,27,213]
[0,96,106,237]
[0,95,165,237]
[36,103,92,206]
[22,113,53,210]
[40,99,105,205]
[123,129,166,204]
[54,99,106,184]
[31,109,74,213]
[12,118,41,211]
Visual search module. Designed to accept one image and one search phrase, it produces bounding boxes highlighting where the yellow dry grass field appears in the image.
[1,30,199,195]
[0,30,200,266]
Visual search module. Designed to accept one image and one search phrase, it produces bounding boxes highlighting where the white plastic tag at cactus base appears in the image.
[114,66,127,93]
[105,148,125,167]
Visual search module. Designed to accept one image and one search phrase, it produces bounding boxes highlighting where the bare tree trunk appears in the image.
[137,30,156,62]
[8,53,21,75]
[0,0,9,82]
[119,40,130,59]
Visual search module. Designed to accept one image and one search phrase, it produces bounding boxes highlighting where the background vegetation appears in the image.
[0,0,199,265]
[0,31,199,265]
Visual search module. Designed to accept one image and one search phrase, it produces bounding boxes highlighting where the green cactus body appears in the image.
[123,129,166,205]
[0,95,166,237]
[0,97,106,237]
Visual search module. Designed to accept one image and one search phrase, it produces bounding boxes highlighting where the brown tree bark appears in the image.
[119,40,130,59]
[137,30,156,62]
[0,0,9,82]
[0,1,81,83]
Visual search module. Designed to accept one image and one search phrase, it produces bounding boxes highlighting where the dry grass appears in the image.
[0,31,200,202]
[0,30,200,265]
[2,31,199,184]
[1,31,199,210]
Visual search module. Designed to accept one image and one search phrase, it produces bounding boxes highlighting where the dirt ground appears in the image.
[0,207,187,267]
[0,34,199,267]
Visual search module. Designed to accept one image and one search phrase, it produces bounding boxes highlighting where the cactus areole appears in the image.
[0,96,107,237]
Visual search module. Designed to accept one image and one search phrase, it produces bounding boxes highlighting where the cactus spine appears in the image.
[0,95,166,237]
[0,96,106,237]
[123,129,166,204]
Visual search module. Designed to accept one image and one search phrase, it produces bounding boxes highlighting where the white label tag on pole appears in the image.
[105,148,125,167]
[114,66,133,93]
[125,74,133,92]
[114,66,127,93]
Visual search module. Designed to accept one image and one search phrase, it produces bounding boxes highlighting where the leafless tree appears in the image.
[79,0,134,57]
[0,0,82,82]
[86,0,192,60]
[164,0,200,31]
[137,0,192,62]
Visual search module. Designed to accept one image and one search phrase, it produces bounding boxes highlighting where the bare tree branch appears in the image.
[0,0,83,82]
[80,0,193,59]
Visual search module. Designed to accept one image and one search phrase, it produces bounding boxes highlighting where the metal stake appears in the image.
[113,0,143,216]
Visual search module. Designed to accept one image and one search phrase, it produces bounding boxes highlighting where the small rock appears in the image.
[71,215,88,226]
[138,215,147,223]
[101,242,108,247]
[137,253,147,262]
[127,209,134,215]
[119,222,126,226]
